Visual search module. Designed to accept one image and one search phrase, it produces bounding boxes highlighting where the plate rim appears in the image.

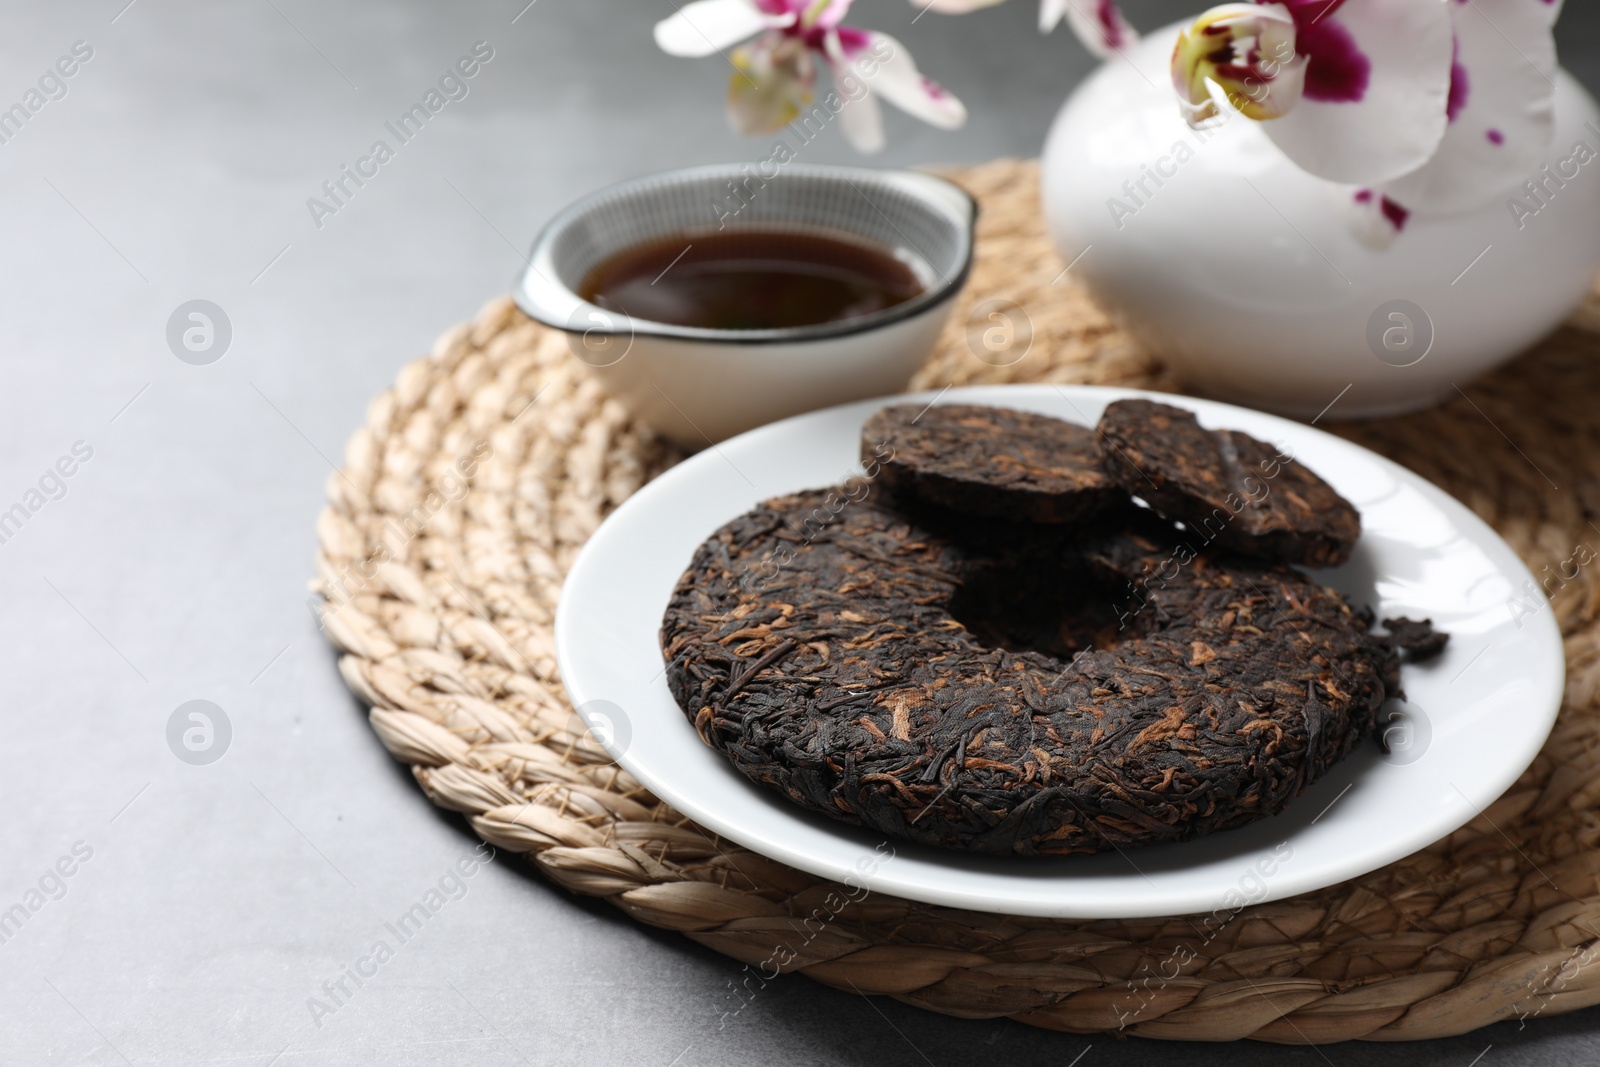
[555,384,1565,918]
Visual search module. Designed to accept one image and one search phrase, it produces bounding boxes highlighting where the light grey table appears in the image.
[3,1,1597,1063]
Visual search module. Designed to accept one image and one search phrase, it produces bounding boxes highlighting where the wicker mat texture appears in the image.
[312,159,1600,1043]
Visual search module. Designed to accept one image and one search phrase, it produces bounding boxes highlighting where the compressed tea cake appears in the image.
[661,487,1396,856]
[1097,398,1362,568]
[863,403,1123,524]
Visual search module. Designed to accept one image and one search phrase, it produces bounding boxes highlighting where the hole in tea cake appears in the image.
[946,557,1143,661]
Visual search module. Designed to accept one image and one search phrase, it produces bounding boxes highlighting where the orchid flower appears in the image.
[654,0,967,153]
[1174,0,1457,187]
[1170,0,1565,243]
[922,0,1458,186]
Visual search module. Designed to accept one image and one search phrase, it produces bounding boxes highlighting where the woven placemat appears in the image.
[312,159,1600,1043]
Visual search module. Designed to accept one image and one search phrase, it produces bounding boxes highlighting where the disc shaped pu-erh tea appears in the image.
[862,403,1124,524]
[659,402,1431,856]
[1097,398,1362,569]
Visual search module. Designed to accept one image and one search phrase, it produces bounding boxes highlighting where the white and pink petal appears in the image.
[1381,0,1565,214]
[655,0,790,57]
[830,66,886,152]
[1344,186,1412,249]
[1061,0,1139,56]
[1258,0,1456,186]
[827,28,967,131]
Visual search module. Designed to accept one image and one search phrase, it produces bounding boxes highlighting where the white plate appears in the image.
[555,386,1564,919]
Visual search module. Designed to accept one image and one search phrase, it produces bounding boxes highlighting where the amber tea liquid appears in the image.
[578,230,925,331]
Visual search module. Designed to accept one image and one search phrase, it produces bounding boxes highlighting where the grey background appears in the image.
[1,1,1596,1063]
